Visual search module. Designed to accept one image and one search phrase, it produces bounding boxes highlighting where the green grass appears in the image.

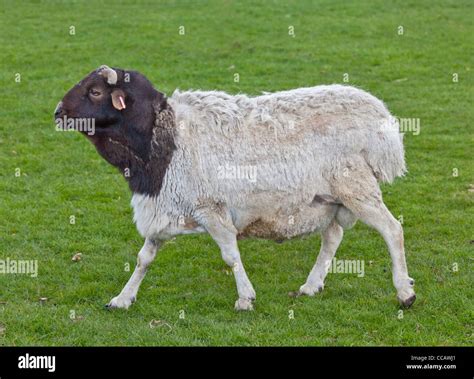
[0,0,473,346]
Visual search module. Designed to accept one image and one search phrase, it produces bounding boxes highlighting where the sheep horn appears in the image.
[97,65,117,85]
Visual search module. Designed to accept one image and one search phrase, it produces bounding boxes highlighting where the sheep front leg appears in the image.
[295,220,344,296]
[202,216,256,311]
[221,238,256,311]
[217,234,256,311]
[106,238,160,309]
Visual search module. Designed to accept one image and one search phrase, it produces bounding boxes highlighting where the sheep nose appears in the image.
[54,101,64,118]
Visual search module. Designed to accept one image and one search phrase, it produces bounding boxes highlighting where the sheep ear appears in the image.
[111,89,126,110]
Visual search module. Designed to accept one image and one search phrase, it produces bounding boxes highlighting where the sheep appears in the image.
[54,65,416,311]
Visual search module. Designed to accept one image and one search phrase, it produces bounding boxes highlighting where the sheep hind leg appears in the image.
[291,219,343,297]
[330,163,416,308]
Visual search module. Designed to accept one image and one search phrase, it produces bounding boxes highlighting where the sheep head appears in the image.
[55,65,165,126]
[54,66,175,195]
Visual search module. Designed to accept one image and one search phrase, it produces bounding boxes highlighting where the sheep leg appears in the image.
[199,211,256,311]
[331,162,416,308]
[353,201,415,307]
[295,220,343,296]
[213,230,256,311]
[106,238,160,309]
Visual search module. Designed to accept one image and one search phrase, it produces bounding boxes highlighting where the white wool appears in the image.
[131,84,406,241]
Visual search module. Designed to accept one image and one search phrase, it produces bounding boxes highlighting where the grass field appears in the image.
[0,0,472,346]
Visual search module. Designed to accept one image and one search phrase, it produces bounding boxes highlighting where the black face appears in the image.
[54,66,176,196]
[55,66,164,132]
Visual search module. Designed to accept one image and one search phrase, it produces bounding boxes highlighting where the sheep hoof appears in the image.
[399,293,416,308]
[289,283,324,297]
[396,279,416,308]
[235,298,254,311]
[105,295,133,310]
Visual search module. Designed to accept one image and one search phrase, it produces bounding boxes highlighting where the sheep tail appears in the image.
[364,116,407,184]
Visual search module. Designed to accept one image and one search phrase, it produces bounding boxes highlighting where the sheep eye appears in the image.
[89,89,101,97]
